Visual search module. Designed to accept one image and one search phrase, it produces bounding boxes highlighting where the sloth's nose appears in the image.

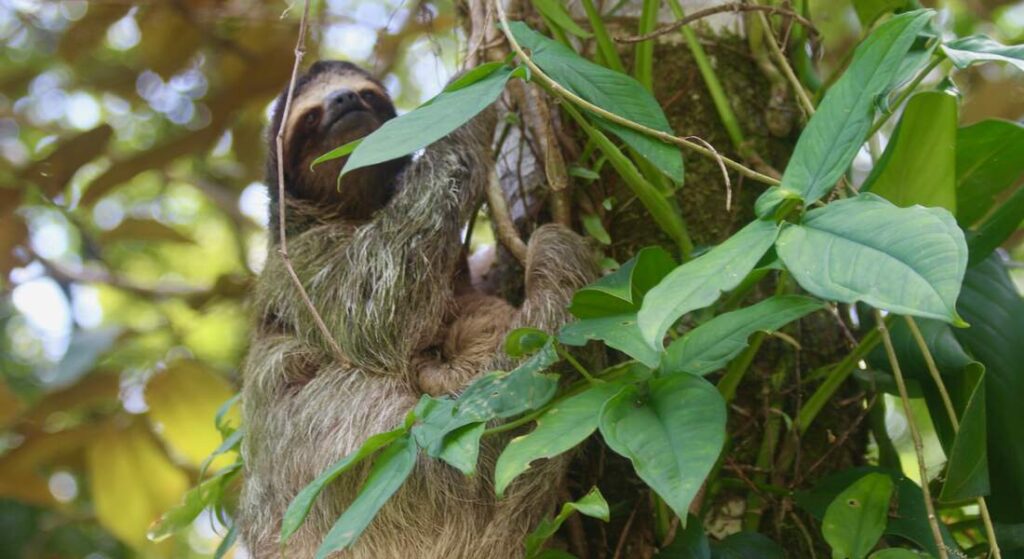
[324,89,364,120]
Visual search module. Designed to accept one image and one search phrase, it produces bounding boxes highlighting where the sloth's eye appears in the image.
[304,111,319,126]
[360,90,380,103]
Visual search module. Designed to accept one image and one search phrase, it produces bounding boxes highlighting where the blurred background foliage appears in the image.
[0,0,1021,558]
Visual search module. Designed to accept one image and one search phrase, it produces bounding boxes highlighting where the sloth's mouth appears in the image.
[325,108,377,138]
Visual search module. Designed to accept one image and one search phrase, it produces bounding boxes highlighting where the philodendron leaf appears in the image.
[281,427,406,542]
[661,295,824,376]
[954,254,1024,520]
[863,91,958,213]
[939,366,989,503]
[315,435,418,558]
[524,487,609,557]
[955,119,1024,226]
[852,0,917,27]
[508,22,684,183]
[776,194,968,325]
[822,473,894,559]
[769,10,932,206]
[599,374,726,523]
[638,219,780,350]
[942,35,1024,73]
[495,382,624,497]
[338,65,518,176]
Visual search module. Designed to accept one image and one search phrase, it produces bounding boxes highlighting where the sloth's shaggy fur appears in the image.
[239,62,597,558]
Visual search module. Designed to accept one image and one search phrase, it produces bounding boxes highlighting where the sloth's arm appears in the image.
[329,109,497,376]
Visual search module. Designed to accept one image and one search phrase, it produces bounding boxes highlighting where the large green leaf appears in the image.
[955,119,1024,226]
[599,374,726,522]
[509,22,684,183]
[437,422,486,476]
[942,35,1024,73]
[661,295,823,376]
[938,366,989,503]
[776,194,967,324]
[495,382,624,497]
[524,487,608,557]
[280,427,406,542]
[954,255,1024,521]
[314,435,418,558]
[968,185,1024,266]
[822,473,894,559]
[863,91,957,212]
[638,219,780,349]
[337,65,518,176]
[770,10,932,206]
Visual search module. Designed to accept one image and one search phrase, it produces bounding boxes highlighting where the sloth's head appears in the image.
[267,60,409,223]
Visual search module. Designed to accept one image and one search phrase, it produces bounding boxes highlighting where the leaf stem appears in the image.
[867,55,944,138]
[876,310,949,559]
[795,324,883,433]
[579,0,625,73]
[558,346,602,384]
[754,8,816,116]
[904,316,1002,559]
[492,0,781,186]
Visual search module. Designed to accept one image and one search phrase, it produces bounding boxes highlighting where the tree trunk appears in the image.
[470,2,869,556]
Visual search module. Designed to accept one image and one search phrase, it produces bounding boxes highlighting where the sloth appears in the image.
[238,61,597,558]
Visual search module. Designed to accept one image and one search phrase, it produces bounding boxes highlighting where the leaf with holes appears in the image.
[495,382,624,497]
[822,473,894,559]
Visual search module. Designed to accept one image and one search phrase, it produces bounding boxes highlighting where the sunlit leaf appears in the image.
[88,422,189,549]
[599,374,726,522]
[776,194,967,324]
[145,360,237,470]
[821,473,893,559]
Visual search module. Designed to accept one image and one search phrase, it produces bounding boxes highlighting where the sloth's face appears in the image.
[280,62,407,219]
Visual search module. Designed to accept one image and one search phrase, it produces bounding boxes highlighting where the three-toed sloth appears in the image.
[239,61,597,558]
